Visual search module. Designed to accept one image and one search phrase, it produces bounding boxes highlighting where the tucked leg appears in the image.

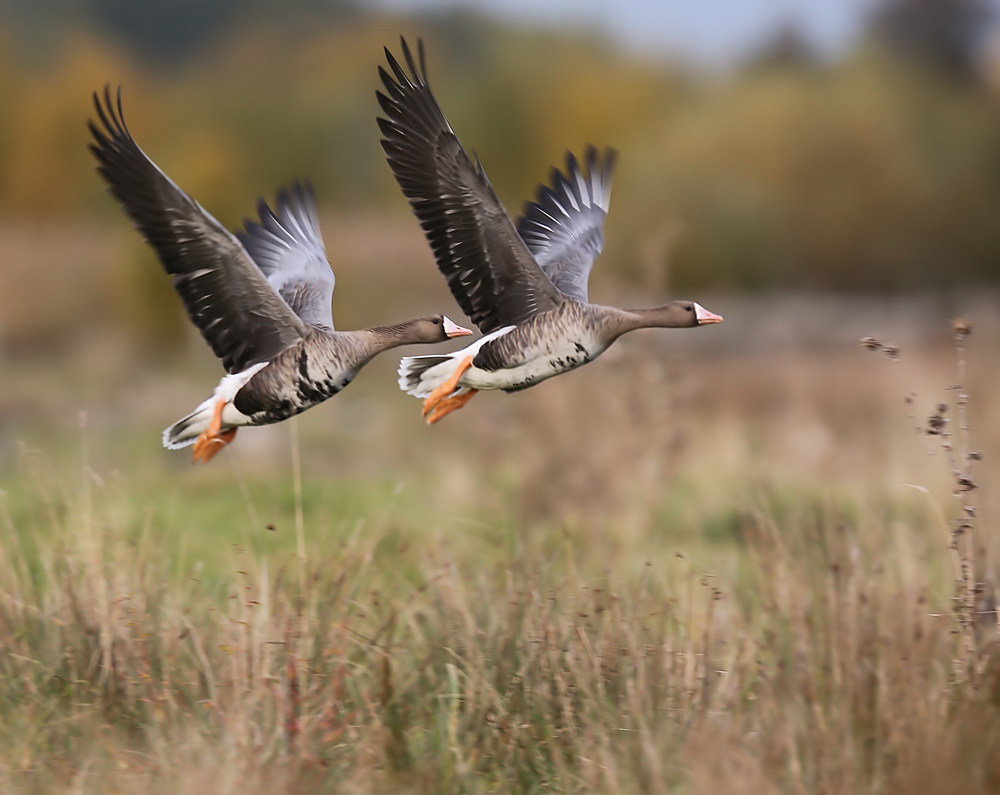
[425,389,478,425]
[422,356,474,418]
[191,399,237,463]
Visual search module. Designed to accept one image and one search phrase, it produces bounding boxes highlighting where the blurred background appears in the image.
[2,0,1000,569]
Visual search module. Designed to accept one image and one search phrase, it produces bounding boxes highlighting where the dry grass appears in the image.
[1,449,998,793]
[2,311,1000,792]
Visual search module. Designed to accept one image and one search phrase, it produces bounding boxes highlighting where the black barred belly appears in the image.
[233,362,355,426]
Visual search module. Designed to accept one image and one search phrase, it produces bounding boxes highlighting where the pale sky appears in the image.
[370,0,882,65]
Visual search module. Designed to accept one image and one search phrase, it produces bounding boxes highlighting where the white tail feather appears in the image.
[163,397,216,449]
[162,362,269,450]
[397,354,461,398]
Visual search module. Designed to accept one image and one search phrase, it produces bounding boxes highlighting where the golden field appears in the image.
[1,212,999,791]
[2,10,1000,789]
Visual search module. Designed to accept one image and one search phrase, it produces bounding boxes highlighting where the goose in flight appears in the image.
[89,88,471,462]
[377,39,723,425]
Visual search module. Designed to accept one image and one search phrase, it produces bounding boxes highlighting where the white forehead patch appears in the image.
[693,303,724,324]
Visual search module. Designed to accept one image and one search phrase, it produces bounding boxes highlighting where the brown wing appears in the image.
[88,87,308,374]
[377,38,564,334]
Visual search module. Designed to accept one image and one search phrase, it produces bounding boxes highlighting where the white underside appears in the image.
[397,327,514,398]
[398,326,606,398]
[459,343,590,391]
[162,362,268,449]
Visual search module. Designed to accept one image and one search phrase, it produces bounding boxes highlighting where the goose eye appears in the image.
[685,305,693,312]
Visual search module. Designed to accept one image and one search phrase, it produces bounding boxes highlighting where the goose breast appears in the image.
[466,307,611,393]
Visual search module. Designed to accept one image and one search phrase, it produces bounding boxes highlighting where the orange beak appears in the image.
[443,316,474,338]
[694,304,724,325]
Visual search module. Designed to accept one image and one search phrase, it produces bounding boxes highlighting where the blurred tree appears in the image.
[0,0,356,64]
[866,0,993,81]
[89,0,245,62]
[4,7,1000,319]
[746,20,819,73]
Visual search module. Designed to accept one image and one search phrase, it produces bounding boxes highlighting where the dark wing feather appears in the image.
[237,180,336,330]
[88,87,308,374]
[377,38,564,334]
[516,146,616,303]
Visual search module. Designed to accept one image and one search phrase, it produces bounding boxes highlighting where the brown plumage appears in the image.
[89,86,471,461]
[380,39,723,424]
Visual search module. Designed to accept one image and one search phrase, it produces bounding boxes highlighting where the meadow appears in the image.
[2,212,999,791]
[3,5,1000,789]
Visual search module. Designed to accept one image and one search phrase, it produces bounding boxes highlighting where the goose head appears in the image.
[659,301,724,328]
[410,315,474,343]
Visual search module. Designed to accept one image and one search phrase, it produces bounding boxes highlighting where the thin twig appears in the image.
[862,320,982,686]
[290,416,306,595]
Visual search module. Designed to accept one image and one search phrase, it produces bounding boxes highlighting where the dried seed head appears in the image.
[951,317,972,337]
[860,336,901,359]
[968,451,982,461]
[927,409,948,435]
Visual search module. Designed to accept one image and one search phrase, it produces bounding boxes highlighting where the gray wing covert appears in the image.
[238,181,336,330]
[517,146,616,303]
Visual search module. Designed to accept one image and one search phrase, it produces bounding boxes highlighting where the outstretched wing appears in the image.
[516,146,616,303]
[377,38,565,335]
[237,180,336,330]
[88,87,308,374]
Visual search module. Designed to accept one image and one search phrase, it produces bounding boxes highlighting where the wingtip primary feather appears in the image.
[383,36,430,93]
[597,147,618,211]
[400,36,430,87]
[90,84,132,146]
[401,36,416,76]
[115,85,125,130]
[384,45,411,87]
[514,146,619,301]
[418,37,427,80]
[566,145,618,213]
[246,180,326,254]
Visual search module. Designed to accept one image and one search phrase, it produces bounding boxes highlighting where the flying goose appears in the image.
[377,40,723,425]
[88,88,471,462]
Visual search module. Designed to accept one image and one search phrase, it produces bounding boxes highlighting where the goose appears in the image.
[88,88,471,462]
[377,40,723,425]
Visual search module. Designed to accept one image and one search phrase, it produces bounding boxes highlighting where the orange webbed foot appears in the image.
[192,428,237,463]
[425,389,478,425]
[191,399,236,464]
[421,356,474,418]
